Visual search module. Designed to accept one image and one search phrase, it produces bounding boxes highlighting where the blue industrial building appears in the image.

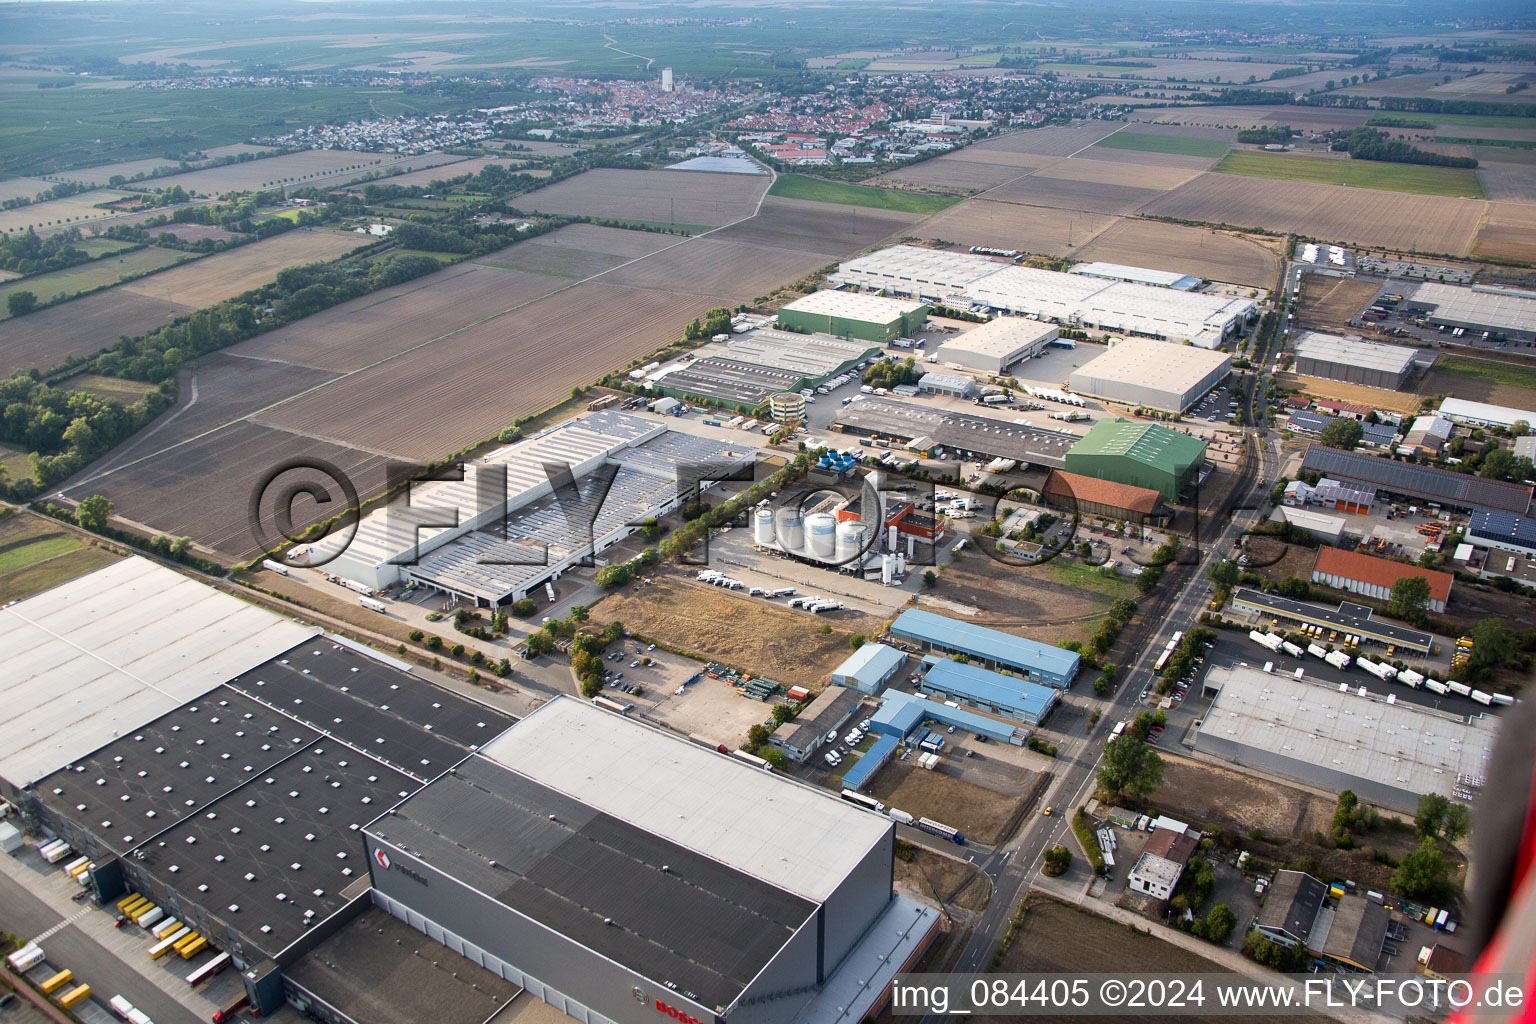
[840,734,900,791]
[832,643,907,695]
[1467,508,1536,558]
[868,689,1025,745]
[889,609,1079,688]
[917,657,1059,726]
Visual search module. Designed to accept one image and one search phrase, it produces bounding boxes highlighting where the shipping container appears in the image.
[58,984,92,1009]
[153,917,183,940]
[179,936,209,959]
[7,945,43,972]
[187,952,230,986]
[40,970,74,995]
[149,928,190,960]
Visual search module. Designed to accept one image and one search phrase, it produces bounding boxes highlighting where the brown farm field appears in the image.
[50,144,280,186]
[0,176,59,203]
[1144,174,1485,255]
[1475,202,1536,263]
[1292,275,1383,333]
[919,551,1122,649]
[916,198,1119,256]
[0,288,193,376]
[1074,146,1224,171]
[0,189,138,234]
[117,229,368,306]
[138,150,466,196]
[1476,160,1536,205]
[868,760,1039,847]
[1135,103,1373,133]
[376,156,517,189]
[1418,364,1536,411]
[969,122,1128,158]
[710,195,925,257]
[516,168,769,226]
[474,223,672,278]
[1275,371,1426,416]
[0,245,195,315]
[590,574,883,686]
[1030,156,1205,191]
[1073,219,1279,288]
[1152,754,1331,837]
[983,175,1167,216]
[148,223,244,244]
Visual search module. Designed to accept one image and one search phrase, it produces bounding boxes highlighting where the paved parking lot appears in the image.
[637,665,778,748]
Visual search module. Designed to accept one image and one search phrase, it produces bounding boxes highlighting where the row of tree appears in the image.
[1342,127,1478,169]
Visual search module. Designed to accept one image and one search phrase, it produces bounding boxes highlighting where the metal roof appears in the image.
[0,558,316,789]
[1407,281,1536,334]
[476,698,890,904]
[1469,508,1536,552]
[839,734,899,791]
[1070,337,1231,395]
[1231,588,1431,649]
[835,396,1075,468]
[1301,444,1533,515]
[890,609,1080,679]
[1293,332,1418,374]
[1318,896,1390,969]
[1069,417,1208,474]
[1438,397,1536,430]
[1256,870,1328,941]
[779,686,863,754]
[1069,262,1199,290]
[1313,546,1453,604]
[935,316,1057,360]
[918,658,1059,719]
[1196,665,1499,802]
[868,688,1024,742]
[726,328,880,380]
[655,357,803,405]
[1287,410,1333,434]
[1043,470,1163,516]
[780,290,927,323]
[831,643,906,688]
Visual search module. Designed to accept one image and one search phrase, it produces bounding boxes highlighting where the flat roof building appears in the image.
[1292,332,1418,391]
[934,316,1059,373]
[1067,337,1231,413]
[1301,444,1533,515]
[835,396,1076,470]
[840,734,900,792]
[1405,282,1536,343]
[1065,418,1208,501]
[1127,828,1199,901]
[1276,506,1348,545]
[365,698,940,1024]
[1230,588,1432,655]
[917,371,978,399]
[772,686,863,762]
[726,327,882,381]
[1315,894,1392,973]
[1041,469,1168,525]
[1070,261,1200,291]
[654,356,806,407]
[1193,665,1499,813]
[867,688,1026,745]
[1312,545,1454,613]
[916,656,1060,726]
[1466,508,1536,558]
[890,608,1079,688]
[1438,397,1536,432]
[832,643,907,695]
[777,291,929,344]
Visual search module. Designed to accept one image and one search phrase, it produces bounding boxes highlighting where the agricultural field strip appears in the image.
[963,122,1136,205]
[63,172,782,495]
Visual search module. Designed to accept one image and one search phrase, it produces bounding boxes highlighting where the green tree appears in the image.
[525,631,553,656]
[1385,575,1432,628]
[1393,840,1453,902]
[922,570,938,588]
[74,494,114,531]
[1042,846,1072,876]
[1441,802,1471,843]
[7,290,37,316]
[1319,417,1364,451]
[425,635,444,651]
[1203,903,1237,943]
[747,723,771,749]
[595,563,632,588]
[570,604,589,622]
[1096,734,1165,800]
[1467,618,1518,677]
[640,517,662,541]
[848,633,867,649]
[512,598,537,617]
[498,425,523,443]
[1415,793,1450,838]
[1093,675,1111,696]
[770,703,796,725]
[1207,559,1241,589]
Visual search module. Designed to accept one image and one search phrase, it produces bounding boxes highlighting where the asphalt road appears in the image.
[0,873,202,1024]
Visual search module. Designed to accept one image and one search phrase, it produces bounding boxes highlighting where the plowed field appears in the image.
[916,199,1118,254]
[710,195,924,256]
[1029,157,1204,191]
[117,229,367,306]
[984,175,1166,216]
[516,168,768,226]
[1072,219,1279,288]
[0,289,192,376]
[968,122,1128,157]
[1475,202,1536,263]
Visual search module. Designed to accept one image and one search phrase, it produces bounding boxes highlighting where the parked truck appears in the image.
[1324,650,1353,671]
[1306,643,1329,659]
[1280,641,1305,659]
[1397,668,1425,688]
[1424,679,1450,696]
[1248,630,1283,653]
[1447,681,1473,697]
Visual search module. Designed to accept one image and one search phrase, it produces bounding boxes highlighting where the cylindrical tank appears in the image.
[887,524,899,551]
[753,508,775,546]
[806,513,837,560]
[775,507,804,552]
[896,551,907,574]
[835,521,865,563]
[881,554,895,585]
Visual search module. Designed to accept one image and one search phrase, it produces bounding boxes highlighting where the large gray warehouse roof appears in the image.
[836,396,1074,468]
[1069,337,1231,394]
[936,316,1057,363]
[1407,282,1536,334]
[476,698,890,904]
[0,558,316,788]
[1293,332,1418,375]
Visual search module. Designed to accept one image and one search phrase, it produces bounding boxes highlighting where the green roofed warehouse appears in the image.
[1064,418,1207,501]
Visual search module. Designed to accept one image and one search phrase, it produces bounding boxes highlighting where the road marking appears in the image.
[33,905,91,943]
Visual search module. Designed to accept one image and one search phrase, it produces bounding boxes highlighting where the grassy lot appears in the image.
[1095,131,1231,158]
[0,245,196,316]
[1434,355,1536,392]
[0,509,123,603]
[60,374,161,402]
[1048,561,1130,598]
[767,174,961,213]
[0,442,30,482]
[1370,112,1536,130]
[1439,137,1536,149]
[1212,150,1484,198]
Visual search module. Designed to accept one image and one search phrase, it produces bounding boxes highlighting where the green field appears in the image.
[1434,356,1536,393]
[0,245,196,316]
[0,509,123,603]
[766,174,960,214]
[60,374,160,402]
[1370,112,1536,130]
[1048,561,1129,598]
[0,442,30,482]
[1095,132,1231,158]
[1211,150,1484,198]
[1440,137,1536,150]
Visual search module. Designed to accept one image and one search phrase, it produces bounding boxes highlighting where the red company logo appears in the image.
[374,848,391,871]
[654,1000,705,1024]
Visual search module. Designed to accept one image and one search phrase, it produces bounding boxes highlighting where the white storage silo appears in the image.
[881,554,895,585]
[835,521,866,564]
[753,508,775,546]
[775,507,804,552]
[806,513,837,560]
[896,551,906,574]
[887,524,899,551]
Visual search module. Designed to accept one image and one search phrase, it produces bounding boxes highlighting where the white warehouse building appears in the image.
[1067,337,1232,413]
[934,315,1059,373]
[831,245,1255,349]
[301,412,754,606]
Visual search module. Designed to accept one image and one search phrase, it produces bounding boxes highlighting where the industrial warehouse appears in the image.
[830,246,1256,349]
[834,395,1076,469]
[1403,281,1536,344]
[309,411,757,604]
[1068,261,1200,290]
[776,290,929,342]
[1066,337,1232,413]
[1311,546,1455,613]
[889,608,1079,688]
[1194,666,1499,814]
[1301,444,1534,515]
[364,698,940,1024]
[1041,470,1169,525]
[1063,418,1208,501]
[1231,588,1433,655]
[652,328,880,406]
[1437,397,1536,432]
[1291,332,1419,390]
[915,656,1060,727]
[933,315,1059,373]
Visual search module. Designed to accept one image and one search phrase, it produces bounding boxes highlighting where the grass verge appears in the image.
[1071,807,1106,873]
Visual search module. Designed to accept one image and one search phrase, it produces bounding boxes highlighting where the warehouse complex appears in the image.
[309,412,756,604]
[366,699,940,1024]
[1301,444,1533,515]
[1437,397,1536,432]
[654,329,880,406]
[1067,337,1231,413]
[1064,418,1208,501]
[1231,588,1433,655]
[835,396,1076,469]
[915,656,1060,727]
[1311,546,1454,613]
[777,290,929,342]
[889,609,1079,688]
[934,315,1059,373]
[829,246,1256,349]
[1069,261,1199,291]
[1291,332,1418,390]
[868,688,1026,746]
[1194,666,1498,813]
[832,643,908,694]
[1404,282,1536,344]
